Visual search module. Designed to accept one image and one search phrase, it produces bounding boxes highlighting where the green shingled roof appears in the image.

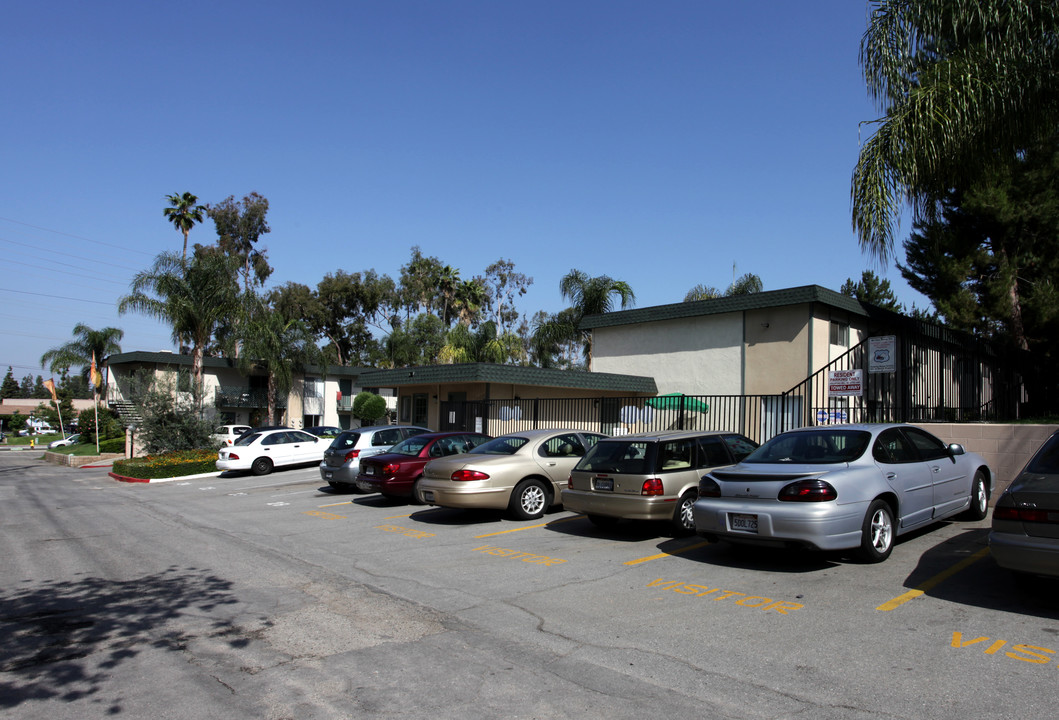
[580,284,869,329]
[357,363,657,393]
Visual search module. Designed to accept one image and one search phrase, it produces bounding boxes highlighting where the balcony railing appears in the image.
[215,386,287,409]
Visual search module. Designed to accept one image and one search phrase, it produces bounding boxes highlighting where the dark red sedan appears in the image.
[355,431,492,500]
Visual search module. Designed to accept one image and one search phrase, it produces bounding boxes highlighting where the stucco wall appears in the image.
[744,305,810,394]
[592,314,743,395]
[911,423,1057,498]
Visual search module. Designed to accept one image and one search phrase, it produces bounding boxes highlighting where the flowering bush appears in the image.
[112,448,218,479]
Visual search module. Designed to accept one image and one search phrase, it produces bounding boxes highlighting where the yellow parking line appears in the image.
[624,540,712,566]
[474,516,582,539]
[319,500,354,508]
[876,547,991,611]
[384,513,414,520]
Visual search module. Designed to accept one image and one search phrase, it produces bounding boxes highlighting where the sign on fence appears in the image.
[828,369,863,397]
[869,335,897,373]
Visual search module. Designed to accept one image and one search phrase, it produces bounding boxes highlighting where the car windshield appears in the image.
[234,432,261,447]
[743,430,871,464]
[575,441,651,474]
[468,436,529,455]
[329,432,361,449]
[1027,434,1059,474]
[389,436,431,457]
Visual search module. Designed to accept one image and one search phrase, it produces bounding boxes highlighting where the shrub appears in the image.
[352,391,387,422]
[112,448,218,480]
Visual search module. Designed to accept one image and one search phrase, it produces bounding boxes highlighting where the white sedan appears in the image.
[217,428,326,476]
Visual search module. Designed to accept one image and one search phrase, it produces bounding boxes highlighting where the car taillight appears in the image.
[227,453,239,460]
[452,470,490,482]
[698,476,721,498]
[344,449,361,463]
[567,475,573,489]
[994,506,1059,523]
[641,478,664,496]
[382,463,400,475]
[778,479,837,502]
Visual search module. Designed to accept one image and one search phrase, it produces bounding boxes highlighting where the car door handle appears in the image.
[547,461,557,466]
[886,472,896,480]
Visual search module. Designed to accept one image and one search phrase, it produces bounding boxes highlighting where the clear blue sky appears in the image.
[0,0,923,380]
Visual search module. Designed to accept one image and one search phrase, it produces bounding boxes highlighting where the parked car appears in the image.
[305,425,342,439]
[989,430,1059,579]
[217,427,326,476]
[417,429,608,520]
[48,433,81,449]
[213,424,252,447]
[356,431,493,500]
[565,430,758,534]
[692,424,992,562]
[319,425,431,491]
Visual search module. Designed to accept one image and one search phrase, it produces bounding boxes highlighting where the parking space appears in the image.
[136,464,1059,711]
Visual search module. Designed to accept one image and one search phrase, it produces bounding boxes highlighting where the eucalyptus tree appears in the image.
[163,191,206,261]
[852,1,1059,263]
[118,249,241,397]
[207,192,273,290]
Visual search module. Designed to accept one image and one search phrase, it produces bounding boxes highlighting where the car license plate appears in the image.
[730,513,758,533]
[594,477,613,491]
[324,471,333,480]
[422,491,434,502]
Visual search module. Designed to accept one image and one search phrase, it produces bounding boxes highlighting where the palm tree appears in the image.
[726,273,763,296]
[534,269,635,367]
[40,324,124,401]
[118,250,240,397]
[237,296,323,424]
[163,192,206,261]
[852,1,1059,264]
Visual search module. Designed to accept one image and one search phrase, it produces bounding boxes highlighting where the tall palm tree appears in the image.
[40,324,124,401]
[118,250,240,397]
[163,192,206,261]
[534,269,635,367]
[852,1,1059,264]
[237,296,323,424]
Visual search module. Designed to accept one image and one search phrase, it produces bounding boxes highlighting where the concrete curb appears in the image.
[109,470,224,484]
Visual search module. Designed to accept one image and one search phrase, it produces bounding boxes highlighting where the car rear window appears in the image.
[330,432,361,449]
[469,436,529,455]
[575,441,651,474]
[390,436,431,456]
[744,430,871,464]
[1027,434,1059,474]
[234,432,261,447]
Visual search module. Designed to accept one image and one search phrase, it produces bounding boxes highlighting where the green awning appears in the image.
[645,393,709,413]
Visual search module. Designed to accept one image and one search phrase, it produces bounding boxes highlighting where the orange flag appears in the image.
[44,378,57,401]
[89,352,103,389]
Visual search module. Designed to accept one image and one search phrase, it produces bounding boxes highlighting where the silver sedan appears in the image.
[692,424,992,562]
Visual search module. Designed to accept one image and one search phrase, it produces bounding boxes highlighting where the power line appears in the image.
[0,216,155,256]
[0,288,117,305]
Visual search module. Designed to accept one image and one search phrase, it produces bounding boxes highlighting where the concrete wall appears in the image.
[911,423,1058,498]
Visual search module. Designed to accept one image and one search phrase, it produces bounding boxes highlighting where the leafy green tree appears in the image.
[207,192,273,290]
[32,376,48,399]
[484,259,533,334]
[237,294,324,425]
[163,191,206,261]
[19,374,34,398]
[899,136,1059,353]
[852,1,1059,263]
[683,284,722,302]
[1,368,19,400]
[840,271,903,312]
[725,273,763,296]
[119,249,241,396]
[39,323,124,398]
[351,391,387,424]
[438,321,525,365]
[379,313,446,368]
[124,369,215,453]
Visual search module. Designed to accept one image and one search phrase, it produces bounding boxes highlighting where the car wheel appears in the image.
[672,490,698,536]
[250,457,273,476]
[410,477,425,505]
[587,514,620,529]
[856,499,894,563]
[509,479,549,520]
[961,470,989,521]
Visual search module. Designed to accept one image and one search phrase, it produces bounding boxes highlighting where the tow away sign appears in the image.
[828,369,864,397]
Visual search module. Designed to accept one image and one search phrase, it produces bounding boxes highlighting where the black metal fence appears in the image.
[439,322,1048,442]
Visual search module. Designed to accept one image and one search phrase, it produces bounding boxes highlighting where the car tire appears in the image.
[856,499,894,563]
[410,477,425,505]
[587,514,620,529]
[672,490,698,536]
[509,479,549,520]
[961,470,989,521]
[251,457,273,476]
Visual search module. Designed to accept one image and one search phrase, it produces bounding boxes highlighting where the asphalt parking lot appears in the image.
[5,457,1058,719]
[163,464,1059,713]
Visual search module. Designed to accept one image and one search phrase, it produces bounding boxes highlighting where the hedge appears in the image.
[112,448,218,480]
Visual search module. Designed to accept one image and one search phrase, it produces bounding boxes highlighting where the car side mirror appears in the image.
[947,443,965,457]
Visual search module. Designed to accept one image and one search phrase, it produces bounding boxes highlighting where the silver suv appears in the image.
[319,425,430,490]
[564,430,758,534]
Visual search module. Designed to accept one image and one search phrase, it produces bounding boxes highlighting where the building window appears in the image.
[304,377,323,398]
[400,396,412,423]
[412,393,429,426]
[830,320,849,347]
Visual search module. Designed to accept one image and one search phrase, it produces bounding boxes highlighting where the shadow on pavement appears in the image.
[0,566,238,710]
